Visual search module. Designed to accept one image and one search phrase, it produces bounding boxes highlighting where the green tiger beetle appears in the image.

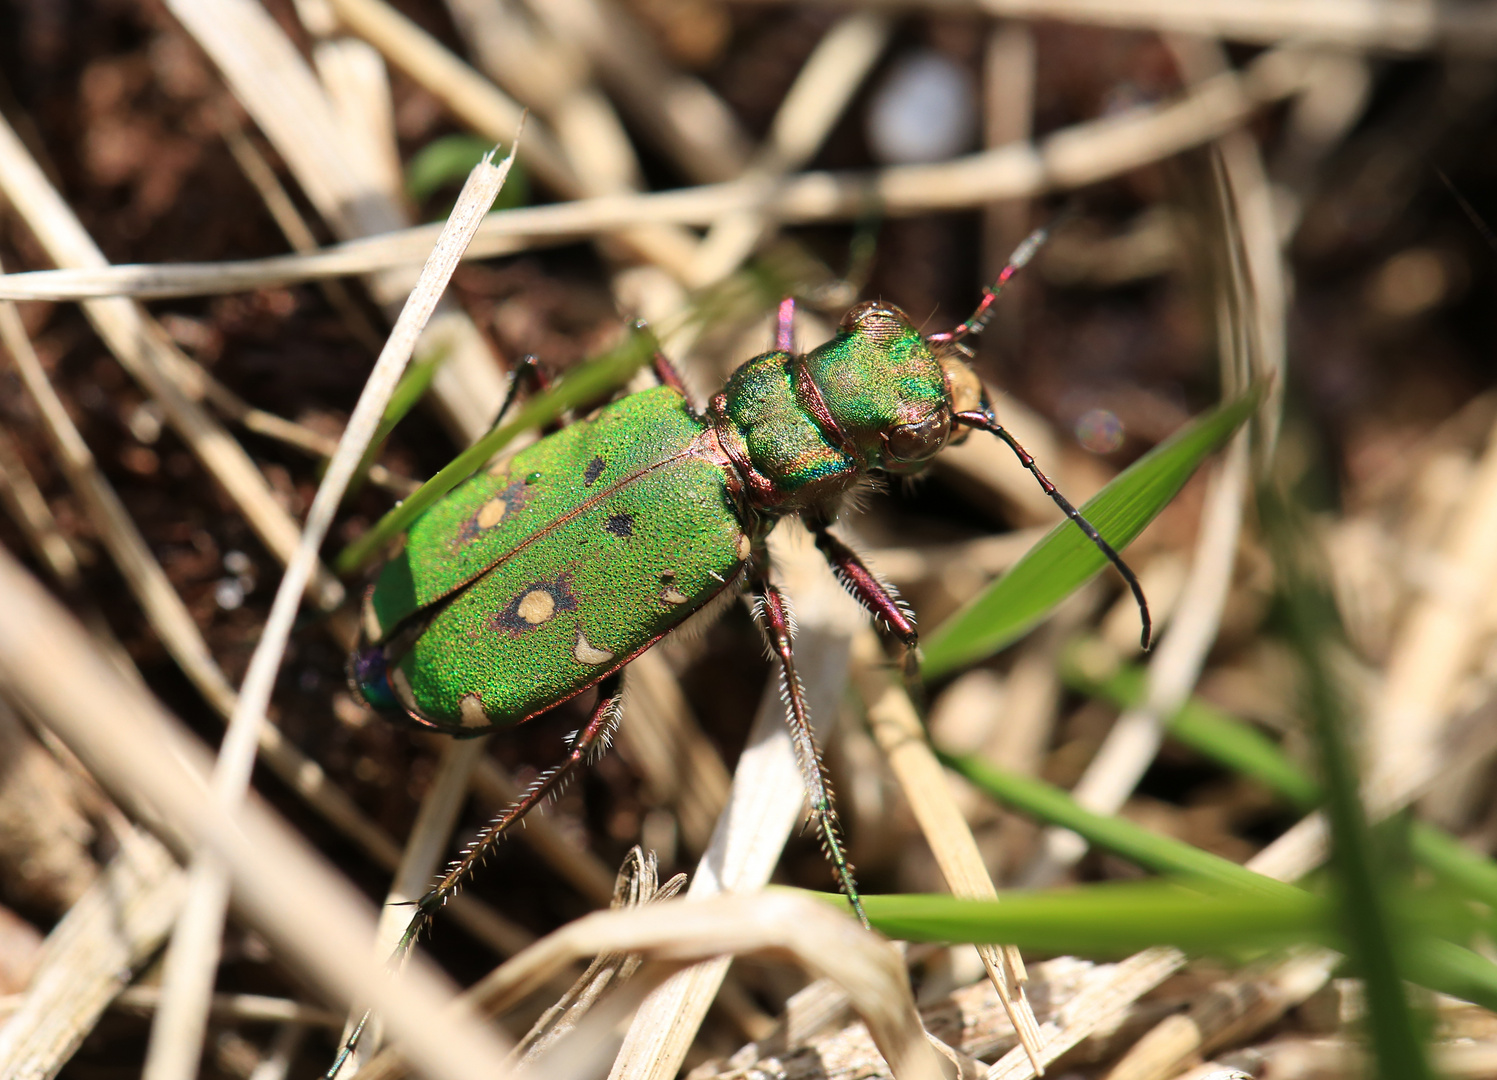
[347,223,1149,961]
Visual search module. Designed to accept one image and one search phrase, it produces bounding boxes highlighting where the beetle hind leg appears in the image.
[411,671,626,927]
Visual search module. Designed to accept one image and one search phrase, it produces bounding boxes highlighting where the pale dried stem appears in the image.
[0,113,344,610]
[467,757,621,907]
[719,0,1497,54]
[617,651,733,855]
[164,0,508,439]
[1,255,514,963]
[520,0,751,183]
[0,986,343,1028]
[0,828,184,1080]
[319,0,575,193]
[1020,36,1282,887]
[436,0,702,276]
[0,46,1314,304]
[695,956,1196,1079]
[0,426,80,589]
[981,20,1036,280]
[0,547,517,1080]
[216,103,383,351]
[687,10,891,287]
[852,630,1044,1072]
[1103,948,1340,1080]
[143,151,517,1080]
[492,894,948,1080]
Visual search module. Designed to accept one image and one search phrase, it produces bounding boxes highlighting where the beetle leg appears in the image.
[749,573,869,929]
[328,682,624,1078]
[775,296,796,353]
[487,354,551,431]
[649,347,706,419]
[414,671,625,928]
[808,521,926,703]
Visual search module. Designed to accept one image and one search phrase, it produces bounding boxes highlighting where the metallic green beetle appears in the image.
[350,228,1149,928]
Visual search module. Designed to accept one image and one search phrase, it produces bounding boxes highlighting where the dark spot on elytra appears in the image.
[584,456,606,485]
[605,512,634,538]
[492,575,579,635]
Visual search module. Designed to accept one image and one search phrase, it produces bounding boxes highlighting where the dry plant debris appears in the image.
[0,3,1495,1080]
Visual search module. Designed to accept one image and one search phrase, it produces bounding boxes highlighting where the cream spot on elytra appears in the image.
[517,589,556,624]
[476,497,507,529]
[736,534,752,560]
[458,693,488,729]
[573,630,614,665]
[662,586,688,605]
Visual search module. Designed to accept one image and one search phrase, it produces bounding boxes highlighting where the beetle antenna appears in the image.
[925,222,1051,348]
[955,408,1152,649]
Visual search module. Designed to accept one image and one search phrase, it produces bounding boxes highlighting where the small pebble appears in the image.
[867,50,976,165]
[214,578,244,610]
[1075,408,1125,454]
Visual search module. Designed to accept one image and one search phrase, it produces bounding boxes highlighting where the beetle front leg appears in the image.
[809,522,925,693]
[749,572,869,929]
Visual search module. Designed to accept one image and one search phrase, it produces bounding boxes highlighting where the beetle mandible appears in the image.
[349,225,1150,930]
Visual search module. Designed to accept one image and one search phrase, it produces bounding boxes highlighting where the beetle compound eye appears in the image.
[840,300,912,345]
[884,410,950,462]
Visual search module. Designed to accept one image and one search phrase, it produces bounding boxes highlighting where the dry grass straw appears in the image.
[332,0,699,276]
[724,0,1497,54]
[497,893,949,1080]
[687,9,891,287]
[0,546,515,1080]
[0,827,183,1080]
[162,0,508,439]
[0,114,344,610]
[617,652,734,855]
[0,44,1314,304]
[2,257,525,971]
[0,987,341,1029]
[520,0,752,184]
[142,149,517,1080]
[0,428,80,588]
[852,632,1044,1072]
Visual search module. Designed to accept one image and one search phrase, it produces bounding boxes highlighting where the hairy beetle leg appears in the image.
[810,522,928,709]
[750,572,869,929]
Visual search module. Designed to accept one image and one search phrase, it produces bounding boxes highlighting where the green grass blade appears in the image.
[846,882,1330,955]
[407,135,528,211]
[1062,647,1321,808]
[1063,650,1497,916]
[938,749,1302,903]
[921,387,1262,680]
[1263,487,1433,1080]
[343,341,449,502]
[335,333,654,574]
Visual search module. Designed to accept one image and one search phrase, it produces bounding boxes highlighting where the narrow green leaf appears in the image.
[922,387,1262,679]
[407,135,528,210]
[1262,487,1433,1080]
[939,749,1303,903]
[1063,646,1321,808]
[336,334,654,574]
[847,882,1331,956]
[1064,649,1497,917]
[343,339,449,502]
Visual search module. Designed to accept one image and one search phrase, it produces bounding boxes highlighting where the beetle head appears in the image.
[800,300,970,475]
